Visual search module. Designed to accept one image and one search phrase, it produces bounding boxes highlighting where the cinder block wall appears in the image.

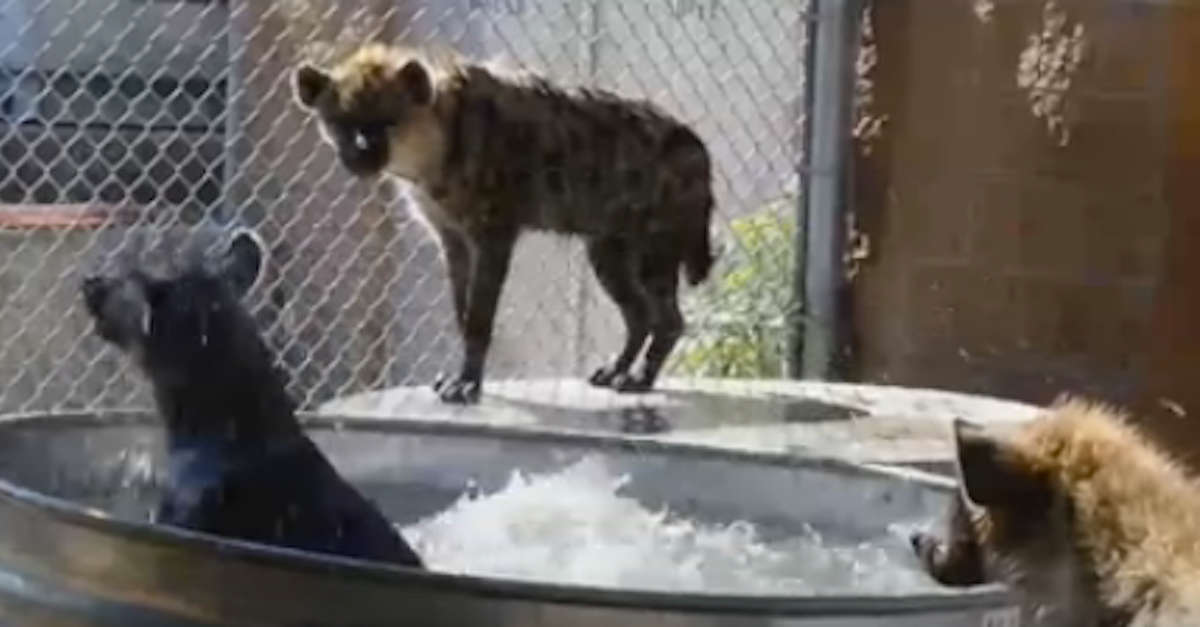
[851,0,1171,406]
[1133,5,1200,468]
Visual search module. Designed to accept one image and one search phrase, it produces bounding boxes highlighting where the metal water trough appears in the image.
[0,411,1015,626]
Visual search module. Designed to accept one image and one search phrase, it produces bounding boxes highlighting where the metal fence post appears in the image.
[797,0,862,380]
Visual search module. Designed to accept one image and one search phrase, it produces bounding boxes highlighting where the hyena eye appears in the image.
[352,131,369,150]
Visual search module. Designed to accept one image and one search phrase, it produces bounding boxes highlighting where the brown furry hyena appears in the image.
[292,44,715,404]
[911,397,1200,627]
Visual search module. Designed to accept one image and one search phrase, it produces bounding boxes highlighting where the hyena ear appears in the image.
[293,63,332,109]
[953,418,1049,509]
[390,59,433,107]
[221,227,267,299]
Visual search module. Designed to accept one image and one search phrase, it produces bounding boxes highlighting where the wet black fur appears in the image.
[80,229,423,568]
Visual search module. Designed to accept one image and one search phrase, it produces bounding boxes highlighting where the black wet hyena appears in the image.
[80,226,424,568]
[292,43,716,404]
[911,397,1200,627]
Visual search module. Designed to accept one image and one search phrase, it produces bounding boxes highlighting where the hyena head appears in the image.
[916,413,1110,626]
[292,44,442,179]
[80,226,268,388]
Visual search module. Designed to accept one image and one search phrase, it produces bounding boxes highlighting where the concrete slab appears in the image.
[317,378,1041,473]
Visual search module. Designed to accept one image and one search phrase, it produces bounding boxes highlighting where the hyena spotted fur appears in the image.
[292,44,716,404]
[912,397,1200,627]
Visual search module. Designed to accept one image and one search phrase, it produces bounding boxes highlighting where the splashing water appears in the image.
[402,457,942,596]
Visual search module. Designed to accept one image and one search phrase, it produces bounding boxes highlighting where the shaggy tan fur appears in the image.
[913,396,1200,626]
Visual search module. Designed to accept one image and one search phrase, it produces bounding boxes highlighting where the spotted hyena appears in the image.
[911,397,1200,627]
[292,44,716,404]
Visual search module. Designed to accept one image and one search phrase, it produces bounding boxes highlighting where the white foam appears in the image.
[402,457,940,595]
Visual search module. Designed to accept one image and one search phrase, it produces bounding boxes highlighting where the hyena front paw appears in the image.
[588,365,626,388]
[433,374,482,405]
[611,373,654,394]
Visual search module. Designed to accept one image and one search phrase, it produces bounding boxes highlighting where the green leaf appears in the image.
[672,193,803,379]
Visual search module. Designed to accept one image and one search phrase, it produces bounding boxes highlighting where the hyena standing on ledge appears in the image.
[911,397,1200,627]
[292,44,716,404]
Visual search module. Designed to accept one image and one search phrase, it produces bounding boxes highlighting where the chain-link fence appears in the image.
[0,0,814,415]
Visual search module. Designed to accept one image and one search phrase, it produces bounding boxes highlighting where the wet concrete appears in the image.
[316,378,1041,473]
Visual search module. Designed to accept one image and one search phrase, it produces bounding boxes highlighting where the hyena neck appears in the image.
[153,360,304,452]
[385,109,448,185]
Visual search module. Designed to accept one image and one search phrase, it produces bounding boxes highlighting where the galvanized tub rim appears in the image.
[0,409,1008,617]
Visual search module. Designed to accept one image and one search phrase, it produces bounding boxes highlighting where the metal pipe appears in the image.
[220,0,244,226]
[788,7,818,380]
[796,0,860,380]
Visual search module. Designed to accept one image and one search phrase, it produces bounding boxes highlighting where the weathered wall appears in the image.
[1133,4,1200,468]
[852,0,1170,406]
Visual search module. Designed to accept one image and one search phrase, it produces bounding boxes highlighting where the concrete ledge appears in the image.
[317,378,1041,473]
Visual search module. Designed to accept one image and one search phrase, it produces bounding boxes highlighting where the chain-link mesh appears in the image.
[0,0,813,415]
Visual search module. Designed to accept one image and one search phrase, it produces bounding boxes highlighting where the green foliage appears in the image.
[673,196,802,379]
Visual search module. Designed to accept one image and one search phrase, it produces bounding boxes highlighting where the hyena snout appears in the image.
[330,125,391,178]
[338,143,389,177]
[909,531,943,573]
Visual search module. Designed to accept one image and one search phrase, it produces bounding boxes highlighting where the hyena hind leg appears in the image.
[613,241,683,394]
[585,237,652,389]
